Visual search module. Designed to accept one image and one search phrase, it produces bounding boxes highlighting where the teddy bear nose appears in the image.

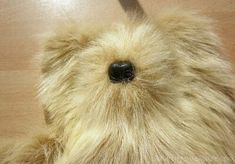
[108,61,135,83]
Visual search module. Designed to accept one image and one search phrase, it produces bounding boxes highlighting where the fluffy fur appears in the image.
[1,9,235,163]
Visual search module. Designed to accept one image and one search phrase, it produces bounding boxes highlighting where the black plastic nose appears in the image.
[108,61,135,83]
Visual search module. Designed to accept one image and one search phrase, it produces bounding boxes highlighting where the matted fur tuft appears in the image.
[1,9,235,163]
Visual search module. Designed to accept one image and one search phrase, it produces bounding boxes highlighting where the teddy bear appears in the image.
[0,8,234,164]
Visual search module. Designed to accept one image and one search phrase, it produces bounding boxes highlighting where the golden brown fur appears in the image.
[1,9,235,163]
[0,131,62,164]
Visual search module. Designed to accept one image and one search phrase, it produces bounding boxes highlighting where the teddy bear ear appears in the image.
[41,24,100,74]
[154,8,234,97]
[154,8,217,49]
[155,8,234,95]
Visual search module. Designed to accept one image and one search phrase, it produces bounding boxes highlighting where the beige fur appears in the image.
[1,9,235,163]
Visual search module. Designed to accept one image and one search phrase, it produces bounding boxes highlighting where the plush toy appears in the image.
[1,9,235,164]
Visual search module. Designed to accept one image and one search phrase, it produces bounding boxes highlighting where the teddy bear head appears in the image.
[39,11,234,157]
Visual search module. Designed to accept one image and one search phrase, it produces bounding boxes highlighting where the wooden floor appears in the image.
[0,0,235,140]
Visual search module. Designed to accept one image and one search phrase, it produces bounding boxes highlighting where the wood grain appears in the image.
[0,0,234,139]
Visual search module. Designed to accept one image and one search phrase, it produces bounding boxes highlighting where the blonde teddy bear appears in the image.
[1,8,234,164]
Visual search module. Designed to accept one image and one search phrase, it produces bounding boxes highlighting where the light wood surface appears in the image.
[0,0,235,140]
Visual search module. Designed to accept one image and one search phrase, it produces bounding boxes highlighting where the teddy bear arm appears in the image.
[0,134,63,164]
